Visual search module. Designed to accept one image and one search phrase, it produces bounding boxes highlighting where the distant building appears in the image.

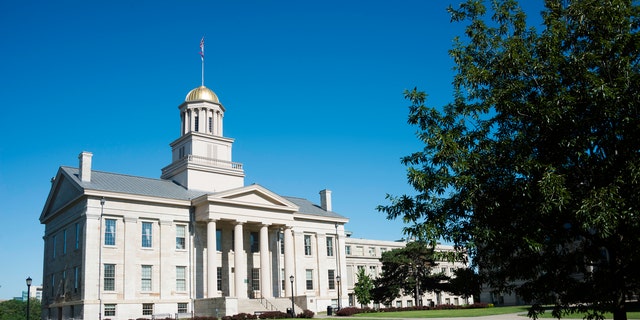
[343,237,472,308]
[40,84,471,320]
[22,286,43,302]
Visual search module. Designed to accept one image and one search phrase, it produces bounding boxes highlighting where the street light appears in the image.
[26,277,32,320]
[335,275,341,310]
[99,197,105,320]
[289,275,295,317]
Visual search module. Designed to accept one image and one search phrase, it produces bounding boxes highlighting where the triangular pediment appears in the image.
[40,168,84,222]
[203,184,299,212]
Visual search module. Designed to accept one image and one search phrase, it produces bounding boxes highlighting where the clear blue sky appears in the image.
[0,0,544,299]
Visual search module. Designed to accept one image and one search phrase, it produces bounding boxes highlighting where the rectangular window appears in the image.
[52,235,57,258]
[194,115,199,132]
[370,266,377,277]
[217,267,222,291]
[51,274,55,295]
[354,246,364,256]
[75,223,80,249]
[250,232,259,252]
[407,300,414,307]
[208,117,213,132]
[63,229,67,254]
[74,266,79,292]
[105,219,116,246]
[281,269,285,291]
[345,245,351,255]
[142,303,154,316]
[176,266,186,291]
[178,303,188,314]
[441,267,446,274]
[326,237,334,257]
[104,264,115,291]
[305,269,313,290]
[369,247,376,257]
[396,300,402,308]
[142,222,153,248]
[216,229,222,251]
[104,304,116,317]
[142,265,152,291]
[304,235,312,256]
[251,268,260,291]
[279,232,284,254]
[328,269,335,290]
[176,225,186,250]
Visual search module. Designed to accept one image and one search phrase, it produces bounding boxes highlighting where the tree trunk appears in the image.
[613,307,627,320]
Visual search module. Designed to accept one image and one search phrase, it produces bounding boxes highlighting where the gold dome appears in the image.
[185,86,219,103]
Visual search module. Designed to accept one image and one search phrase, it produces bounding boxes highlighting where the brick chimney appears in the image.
[79,151,93,182]
[320,189,332,212]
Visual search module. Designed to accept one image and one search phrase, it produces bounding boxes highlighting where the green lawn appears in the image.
[328,305,640,319]
[349,306,529,318]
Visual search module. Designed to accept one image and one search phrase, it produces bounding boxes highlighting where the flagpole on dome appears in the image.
[200,36,205,87]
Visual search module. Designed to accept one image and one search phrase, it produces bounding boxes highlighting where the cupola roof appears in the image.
[185,85,219,103]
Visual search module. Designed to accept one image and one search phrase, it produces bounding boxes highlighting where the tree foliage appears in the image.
[353,267,374,307]
[378,1,640,319]
[372,241,448,306]
[0,299,41,320]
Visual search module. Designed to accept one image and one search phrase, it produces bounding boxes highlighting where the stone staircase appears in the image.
[237,297,302,315]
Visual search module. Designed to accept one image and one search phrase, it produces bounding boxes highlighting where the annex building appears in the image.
[40,84,471,320]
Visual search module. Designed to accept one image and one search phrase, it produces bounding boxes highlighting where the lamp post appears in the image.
[26,276,32,320]
[289,275,295,317]
[99,197,105,320]
[335,275,341,310]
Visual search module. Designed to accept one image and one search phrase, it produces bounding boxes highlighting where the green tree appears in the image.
[0,299,41,320]
[445,268,482,303]
[353,267,374,308]
[371,241,447,307]
[378,1,640,319]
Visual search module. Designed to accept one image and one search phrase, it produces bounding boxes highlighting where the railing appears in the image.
[187,155,243,170]
[259,297,277,311]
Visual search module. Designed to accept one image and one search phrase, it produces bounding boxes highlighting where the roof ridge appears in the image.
[61,165,169,183]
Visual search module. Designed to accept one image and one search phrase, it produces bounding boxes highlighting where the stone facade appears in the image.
[39,85,471,320]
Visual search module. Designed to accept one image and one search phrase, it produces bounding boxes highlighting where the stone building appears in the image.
[40,84,471,320]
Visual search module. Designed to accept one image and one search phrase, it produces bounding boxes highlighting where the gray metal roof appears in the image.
[60,166,346,219]
[283,196,345,219]
[61,166,206,201]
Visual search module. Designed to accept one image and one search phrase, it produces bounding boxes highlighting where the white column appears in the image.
[207,219,217,298]
[259,224,271,298]
[234,222,247,298]
[283,226,294,297]
[159,220,172,299]
[219,112,223,136]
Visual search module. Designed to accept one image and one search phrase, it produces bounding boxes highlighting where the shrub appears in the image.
[258,311,289,319]
[297,309,314,318]
[335,307,360,316]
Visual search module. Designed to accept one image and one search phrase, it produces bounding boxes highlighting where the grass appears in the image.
[326,305,640,319]
[348,305,530,318]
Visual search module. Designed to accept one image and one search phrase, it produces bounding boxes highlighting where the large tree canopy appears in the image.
[378,1,640,319]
